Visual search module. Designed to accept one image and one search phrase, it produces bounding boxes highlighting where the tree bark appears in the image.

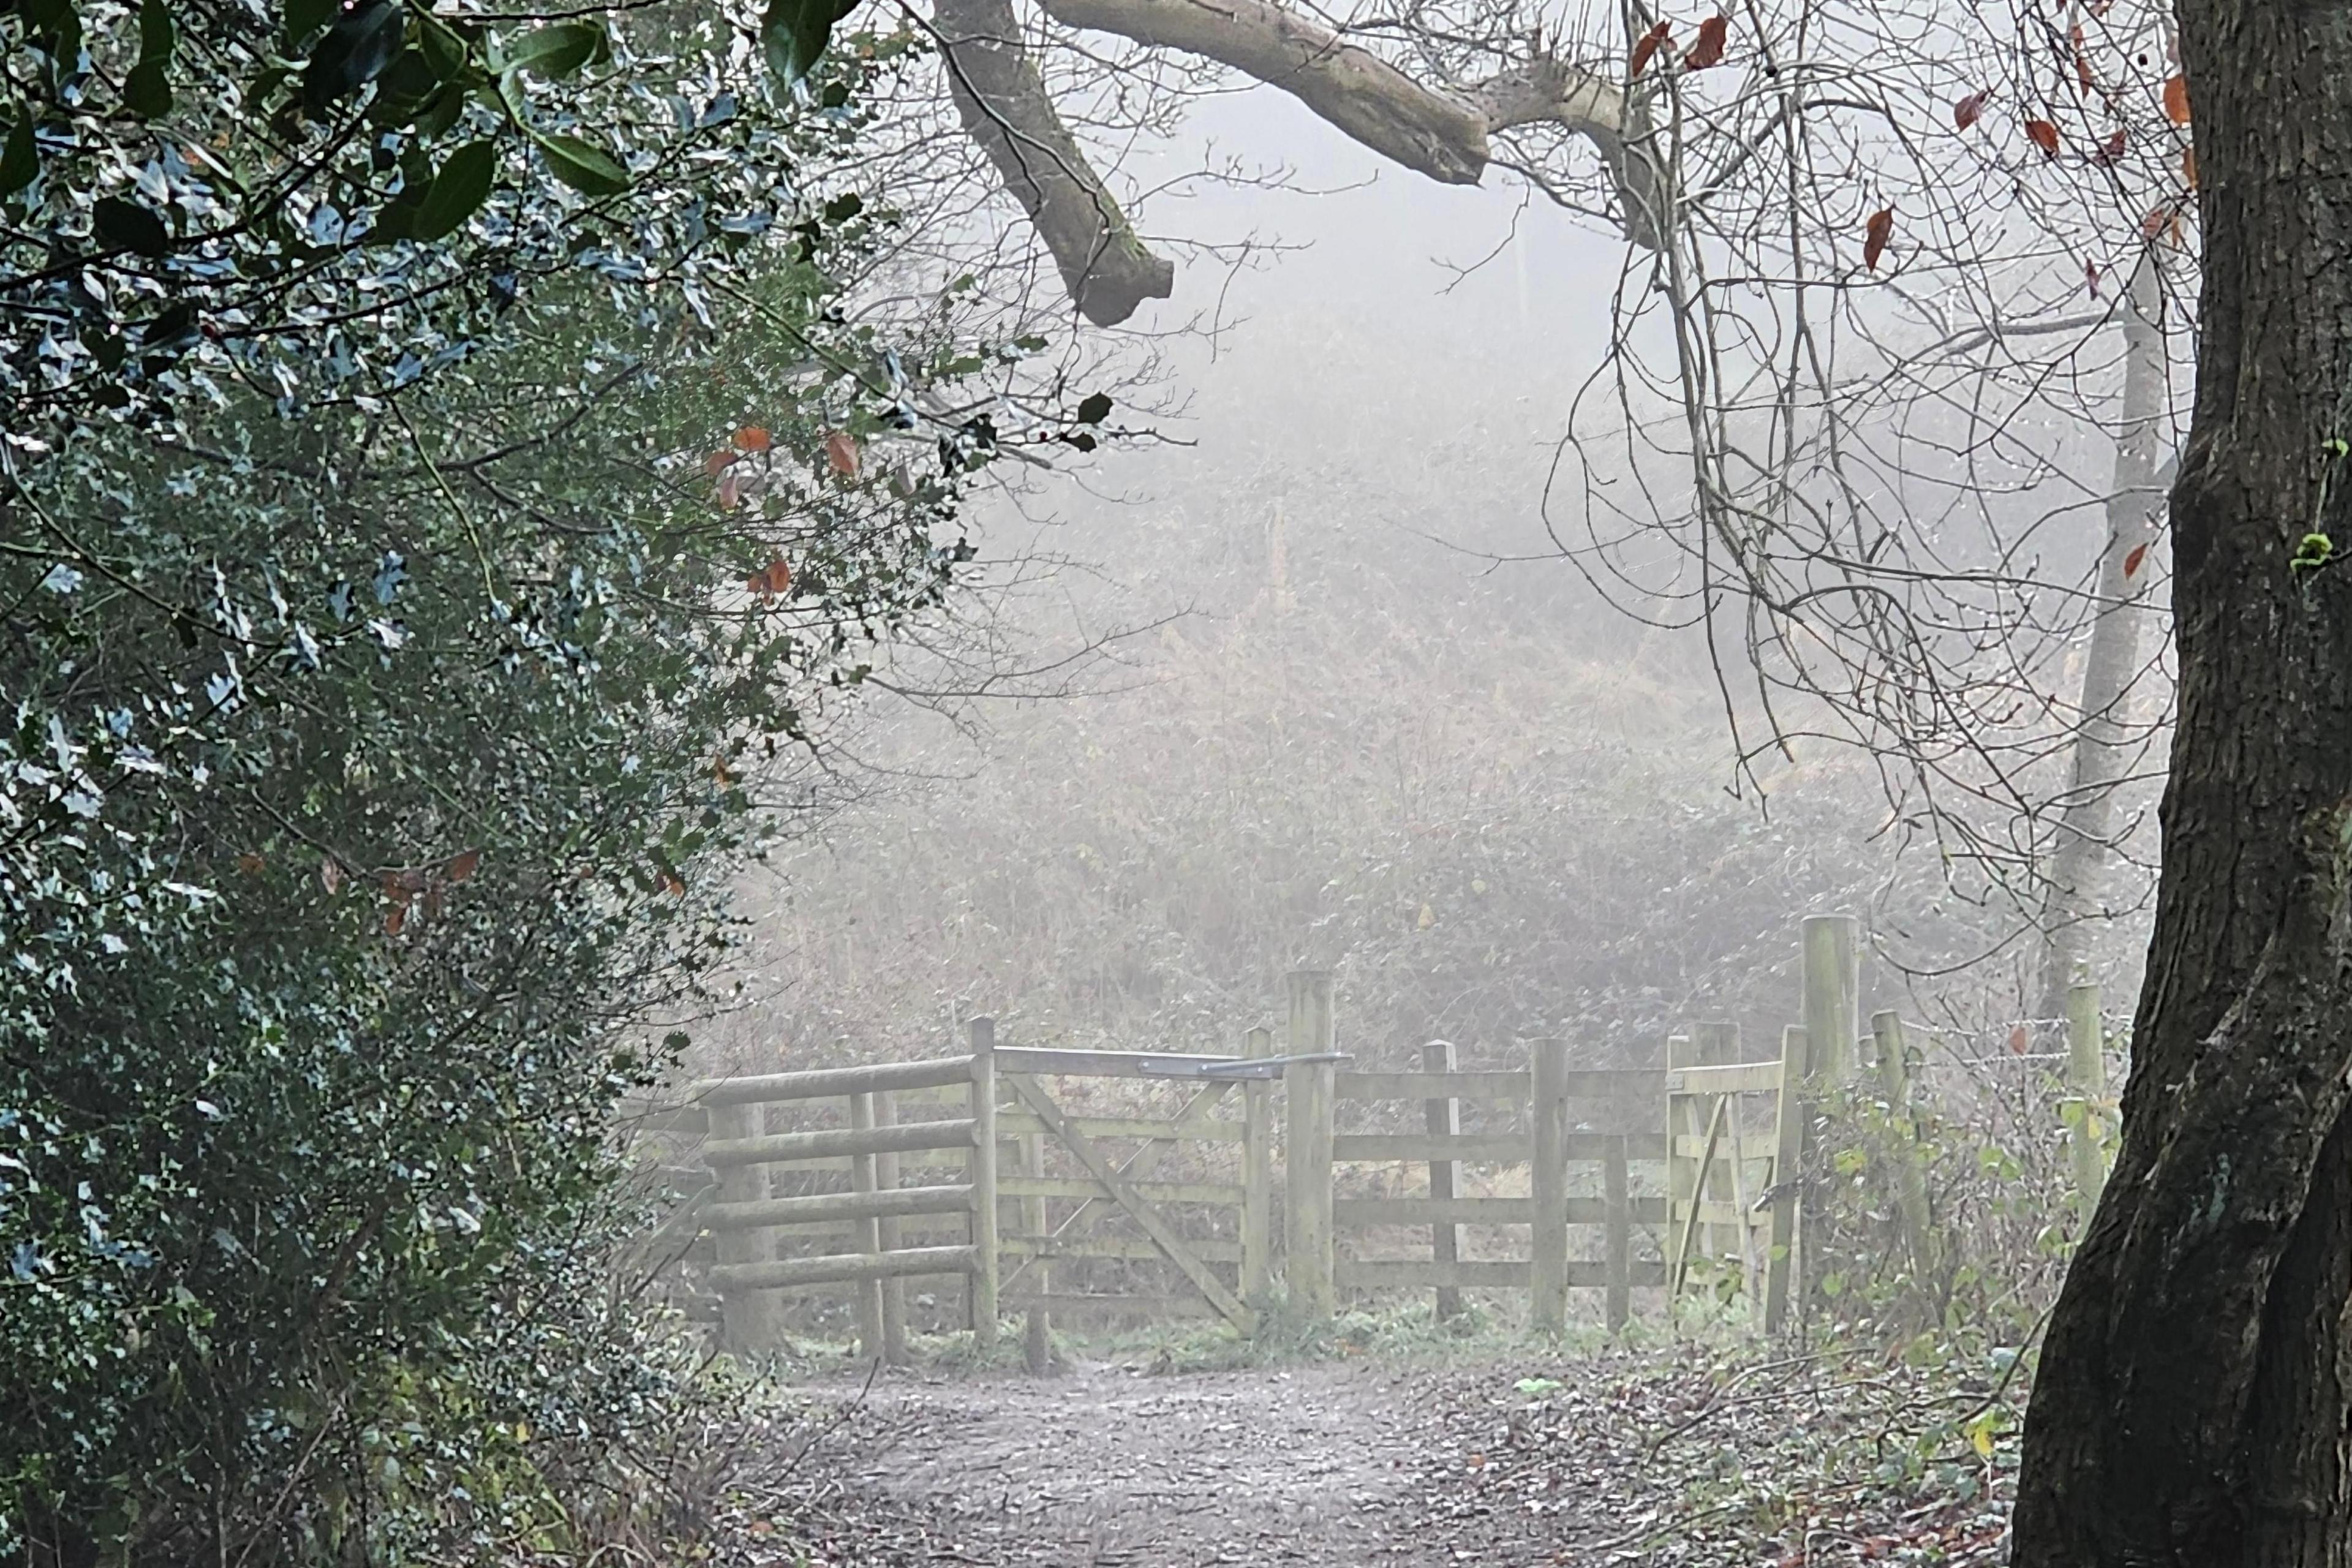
[2032,255,2169,1027]
[942,0,1667,320]
[933,0,1176,325]
[2012,6,2352,1561]
[1038,0,1663,241]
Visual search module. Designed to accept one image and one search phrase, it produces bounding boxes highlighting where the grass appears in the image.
[1011,1291,1654,1375]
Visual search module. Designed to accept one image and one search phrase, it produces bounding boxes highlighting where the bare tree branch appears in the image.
[944,0,1668,317]
[933,0,1178,325]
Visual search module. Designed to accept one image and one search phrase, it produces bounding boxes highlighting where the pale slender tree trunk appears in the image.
[2034,257,2169,1024]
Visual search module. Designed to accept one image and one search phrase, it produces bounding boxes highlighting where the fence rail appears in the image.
[637,911,2120,1362]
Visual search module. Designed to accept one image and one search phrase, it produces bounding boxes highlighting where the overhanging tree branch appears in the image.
[932,0,1178,326]
[942,0,1667,320]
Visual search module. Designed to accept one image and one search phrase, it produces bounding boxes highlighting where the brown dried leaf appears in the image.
[2163,74,2190,125]
[1630,20,1673,77]
[1863,206,1894,271]
[824,428,862,478]
[1682,13,1727,70]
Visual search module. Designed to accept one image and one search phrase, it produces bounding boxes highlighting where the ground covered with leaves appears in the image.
[760,1336,2025,1567]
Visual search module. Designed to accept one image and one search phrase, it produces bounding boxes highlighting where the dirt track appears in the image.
[804,1357,1595,1567]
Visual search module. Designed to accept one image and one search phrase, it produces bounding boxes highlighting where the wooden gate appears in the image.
[1664,1023,1795,1326]
[993,1030,1284,1345]
[646,932,1868,1354]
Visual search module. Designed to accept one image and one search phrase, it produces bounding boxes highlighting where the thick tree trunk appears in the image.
[2032,257,2168,1026]
[2011,6,2352,1562]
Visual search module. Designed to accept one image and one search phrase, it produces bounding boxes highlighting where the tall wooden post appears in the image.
[1021,1128,1050,1372]
[1664,1032,1696,1312]
[1763,1023,1810,1335]
[711,1099,785,1354]
[1602,1133,1631,1333]
[1423,1039,1463,1321]
[2065,982,2109,1219]
[848,1091,889,1360]
[872,1089,908,1364]
[1241,1025,1276,1302]
[1870,1011,1937,1282]
[1284,970,1336,1320]
[1529,1036,1570,1333]
[967,1017,1000,1350]
[1801,914,1861,1087]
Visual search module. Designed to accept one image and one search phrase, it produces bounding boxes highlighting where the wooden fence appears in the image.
[641,912,2118,1360]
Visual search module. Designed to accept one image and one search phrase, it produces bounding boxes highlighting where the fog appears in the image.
[707,81,2158,1084]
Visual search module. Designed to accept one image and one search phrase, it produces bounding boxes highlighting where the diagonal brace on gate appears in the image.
[1000,1079,1234,1294]
[1005,1076,1258,1333]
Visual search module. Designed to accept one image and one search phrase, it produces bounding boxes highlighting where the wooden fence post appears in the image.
[872,1090,908,1365]
[710,1099,786,1354]
[1529,1036,1570,1333]
[1763,1023,1810,1336]
[967,1017,1000,1350]
[2065,982,2108,1219]
[1424,1039,1463,1322]
[1242,1025,1276,1302]
[1869,1011,1937,1283]
[1801,914,1861,1087]
[1664,1032,1695,1313]
[848,1091,888,1360]
[1284,970,1336,1320]
[1021,1127,1050,1372]
[1694,1021,1739,1267]
[1602,1134,1630,1333]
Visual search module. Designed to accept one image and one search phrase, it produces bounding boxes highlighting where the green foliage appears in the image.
[1077,1293,1580,1375]
[0,10,1036,1563]
[0,0,907,434]
[1799,1045,2117,1354]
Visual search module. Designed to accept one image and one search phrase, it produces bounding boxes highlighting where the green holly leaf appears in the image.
[1076,391,1112,424]
[123,0,175,116]
[761,0,860,85]
[535,133,630,197]
[0,117,37,197]
[92,196,170,258]
[499,20,606,80]
[303,0,409,113]
[410,139,496,241]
